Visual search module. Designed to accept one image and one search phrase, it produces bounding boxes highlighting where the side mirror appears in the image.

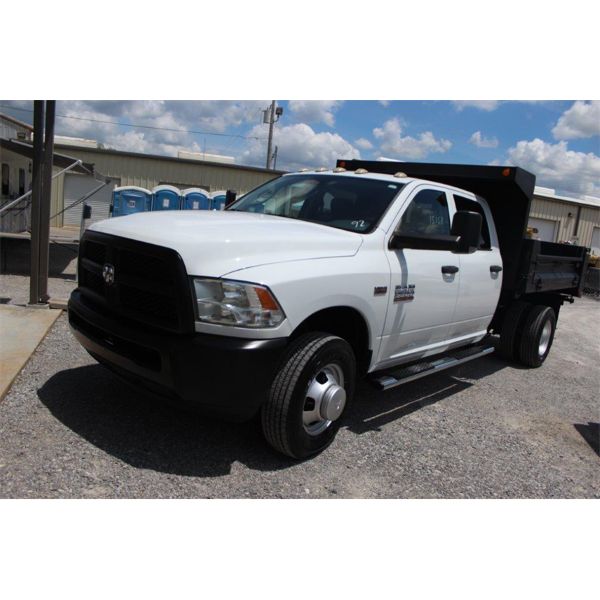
[225,190,237,208]
[451,211,482,253]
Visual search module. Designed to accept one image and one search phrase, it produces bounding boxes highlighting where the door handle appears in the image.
[490,265,503,273]
[441,265,459,274]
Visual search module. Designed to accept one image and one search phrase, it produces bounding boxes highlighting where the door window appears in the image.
[397,189,450,236]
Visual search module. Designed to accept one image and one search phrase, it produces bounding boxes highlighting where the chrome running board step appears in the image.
[370,345,495,391]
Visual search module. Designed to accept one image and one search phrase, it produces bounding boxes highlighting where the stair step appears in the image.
[370,344,495,391]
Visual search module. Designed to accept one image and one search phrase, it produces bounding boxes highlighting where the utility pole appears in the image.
[264,101,283,170]
[265,100,276,170]
[29,101,45,305]
[38,100,55,303]
[28,100,55,306]
[272,146,279,170]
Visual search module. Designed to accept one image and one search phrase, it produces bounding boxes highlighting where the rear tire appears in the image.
[497,301,531,361]
[261,332,356,459]
[517,305,556,367]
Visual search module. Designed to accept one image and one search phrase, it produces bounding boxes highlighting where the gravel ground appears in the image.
[0,296,598,498]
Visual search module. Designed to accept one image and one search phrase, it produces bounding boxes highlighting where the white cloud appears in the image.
[469,130,499,148]
[552,100,600,140]
[452,100,500,112]
[241,123,360,170]
[354,137,374,150]
[105,130,203,157]
[372,118,452,159]
[47,100,269,157]
[378,100,391,108]
[507,138,600,196]
[287,100,342,127]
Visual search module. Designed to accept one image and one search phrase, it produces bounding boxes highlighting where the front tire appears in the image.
[261,333,356,459]
[517,305,556,367]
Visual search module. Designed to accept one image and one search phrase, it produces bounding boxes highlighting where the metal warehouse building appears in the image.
[529,187,600,252]
[46,141,284,228]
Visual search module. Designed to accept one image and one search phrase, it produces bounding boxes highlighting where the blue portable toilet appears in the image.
[152,185,181,211]
[211,190,227,211]
[181,188,211,211]
[111,186,152,218]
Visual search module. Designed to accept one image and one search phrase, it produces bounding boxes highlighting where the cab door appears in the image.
[448,193,503,341]
[377,186,459,367]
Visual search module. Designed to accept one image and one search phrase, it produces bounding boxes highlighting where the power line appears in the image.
[0,104,268,141]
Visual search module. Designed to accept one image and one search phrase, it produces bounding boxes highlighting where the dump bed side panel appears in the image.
[517,239,589,297]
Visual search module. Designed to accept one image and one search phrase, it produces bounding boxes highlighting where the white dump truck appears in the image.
[68,160,588,458]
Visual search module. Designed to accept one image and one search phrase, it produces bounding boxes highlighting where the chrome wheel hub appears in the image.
[539,320,552,356]
[303,363,346,436]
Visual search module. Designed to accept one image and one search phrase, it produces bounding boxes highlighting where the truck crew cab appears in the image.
[68,160,589,459]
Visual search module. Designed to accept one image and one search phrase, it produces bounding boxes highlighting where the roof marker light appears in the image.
[315,167,328,172]
[394,172,407,178]
[502,168,511,177]
[355,168,369,174]
[333,167,346,172]
[298,168,309,172]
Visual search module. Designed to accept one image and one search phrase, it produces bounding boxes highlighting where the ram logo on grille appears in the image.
[102,263,115,286]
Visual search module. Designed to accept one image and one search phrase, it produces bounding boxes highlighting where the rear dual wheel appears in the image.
[518,305,556,367]
[261,333,356,459]
[499,301,556,368]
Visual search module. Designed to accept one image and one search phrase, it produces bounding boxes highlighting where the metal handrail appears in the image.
[0,159,83,215]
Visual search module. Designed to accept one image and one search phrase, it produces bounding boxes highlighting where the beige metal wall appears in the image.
[529,195,600,247]
[0,148,31,199]
[50,146,281,227]
[577,206,600,248]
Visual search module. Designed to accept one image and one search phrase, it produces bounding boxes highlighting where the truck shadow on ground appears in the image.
[348,355,509,435]
[38,356,510,478]
[573,422,599,456]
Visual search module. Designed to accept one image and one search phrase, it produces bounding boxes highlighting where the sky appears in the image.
[1,100,598,199]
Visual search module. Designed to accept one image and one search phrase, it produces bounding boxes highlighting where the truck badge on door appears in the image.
[394,284,415,302]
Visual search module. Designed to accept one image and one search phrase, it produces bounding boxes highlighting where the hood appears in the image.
[89,210,363,277]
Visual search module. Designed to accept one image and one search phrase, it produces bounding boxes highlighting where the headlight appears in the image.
[192,278,285,328]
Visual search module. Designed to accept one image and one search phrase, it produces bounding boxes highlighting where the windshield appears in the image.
[228,174,404,233]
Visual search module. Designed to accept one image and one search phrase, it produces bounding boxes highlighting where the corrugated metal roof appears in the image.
[53,143,286,176]
[0,139,93,174]
[0,113,34,132]
[534,186,600,209]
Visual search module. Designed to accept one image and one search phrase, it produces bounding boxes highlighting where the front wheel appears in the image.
[261,333,356,459]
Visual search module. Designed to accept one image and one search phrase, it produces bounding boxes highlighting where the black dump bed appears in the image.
[337,159,589,301]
